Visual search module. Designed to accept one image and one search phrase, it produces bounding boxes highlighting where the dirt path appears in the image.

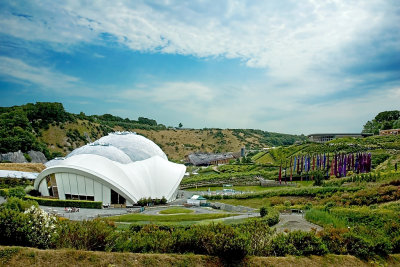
[274,213,323,233]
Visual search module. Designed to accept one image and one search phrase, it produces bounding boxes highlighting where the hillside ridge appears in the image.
[0,102,306,160]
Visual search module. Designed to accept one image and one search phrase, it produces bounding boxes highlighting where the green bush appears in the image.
[8,187,26,198]
[0,205,57,249]
[235,219,275,256]
[1,196,38,212]
[24,196,102,209]
[23,153,32,162]
[342,231,372,259]
[205,186,362,200]
[260,207,267,217]
[55,219,116,251]
[0,189,8,197]
[270,231,328,256]
[109,223,249,261]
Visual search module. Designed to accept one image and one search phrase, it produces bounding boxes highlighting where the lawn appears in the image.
[108,213,236,222]
[186,185,289,192]
[215,195,315,209]
[158,207,194,214]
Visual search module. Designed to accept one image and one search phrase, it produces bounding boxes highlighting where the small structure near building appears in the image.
[379,129,400,136]
[187,195,207,206]
[307,133,372,143]
[260,178,296,187]
[186,152,237,166]
[0,170,38,180]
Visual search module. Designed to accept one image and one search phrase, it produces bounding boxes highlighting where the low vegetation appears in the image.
[158,207,194,214]
[107,213,234,222]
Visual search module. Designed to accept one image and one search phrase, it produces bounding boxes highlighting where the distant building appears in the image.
[308,133,373,143]
[0,170,38,180]
[240,147,245,157]
[379,129,400,136]
[186,152,237,166]
[187,195,207,206]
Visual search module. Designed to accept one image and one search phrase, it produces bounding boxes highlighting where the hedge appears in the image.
[24,196,102,209]
[204,186,363,200]
[0,189,8,197]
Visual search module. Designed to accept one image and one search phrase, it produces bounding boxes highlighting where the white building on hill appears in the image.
[34,132,186,206]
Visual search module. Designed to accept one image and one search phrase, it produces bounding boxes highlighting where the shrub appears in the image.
[0,208,31,246]
[24,185,34,193]
[8,187,26,198]
[342,231,373,259]
[260,207,267,217]
[27,189,41,197]
[262,208,279,226]
[24,196,102,209]
[196,223,249,261]
[56,219,115,251]
[0,205,57,249]
[270,231,328,256]
[318,227,349,254]
[23,153,32,162]
[1,196,38,212]
[323,202,336,212]
[23,205,58,248]
[0,189,8,197]
[235,219,275,256]
[304,203,313,210]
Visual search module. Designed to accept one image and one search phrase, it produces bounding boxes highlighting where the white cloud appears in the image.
[0,56,78,89]
[122,82,215,103]
[117,80,400,134]
[0,1,399,133]
[0,56,100,97]
[1,1,397,75]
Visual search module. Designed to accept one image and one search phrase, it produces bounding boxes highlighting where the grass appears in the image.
[0,163,46,172]
[186,185,284,192]
[214,195,316,209]
[305,209,347,228]
[107,213,236,222]
[0,246,222,267]
[158,207,194,214]
[295,180,314,187]
[3,246,399,267]
[255,153,276,164]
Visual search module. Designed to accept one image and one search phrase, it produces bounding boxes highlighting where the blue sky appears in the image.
[0,1,399,134]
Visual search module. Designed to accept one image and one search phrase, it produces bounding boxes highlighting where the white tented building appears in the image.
[34,132,186,206]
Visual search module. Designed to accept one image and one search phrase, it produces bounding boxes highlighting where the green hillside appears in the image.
[0,102,306,160]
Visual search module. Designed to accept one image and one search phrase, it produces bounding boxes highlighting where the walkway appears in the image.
[39,206,140,221]
[273,213,323,232]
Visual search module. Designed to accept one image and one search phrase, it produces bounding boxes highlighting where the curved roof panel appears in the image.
[35,155,185,203]
[66,143,131,164]
[97,132,167,162]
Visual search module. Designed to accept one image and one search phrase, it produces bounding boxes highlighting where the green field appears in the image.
[158,207,194,214]
[185,185,285,192]
[108,213,236,222]
[254,152,276,164]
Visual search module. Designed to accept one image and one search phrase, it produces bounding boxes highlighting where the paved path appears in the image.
[273,213,323,233]
[39,206,140,221]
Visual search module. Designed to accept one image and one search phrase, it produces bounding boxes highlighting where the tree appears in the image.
[260,207,268,217]
[179,123,183,128]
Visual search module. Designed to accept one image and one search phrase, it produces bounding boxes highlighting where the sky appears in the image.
[0,1,399,135]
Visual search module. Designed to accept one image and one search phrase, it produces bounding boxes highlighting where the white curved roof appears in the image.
[37,132,185,203]
[96,132,167,162]
[35,154,185,202]
[66,143,132,164]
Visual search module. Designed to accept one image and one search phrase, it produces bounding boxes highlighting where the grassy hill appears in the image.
[2,246,400,267]
[0,102,306,161]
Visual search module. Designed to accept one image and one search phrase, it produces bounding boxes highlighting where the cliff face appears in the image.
[0,151,47,163]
